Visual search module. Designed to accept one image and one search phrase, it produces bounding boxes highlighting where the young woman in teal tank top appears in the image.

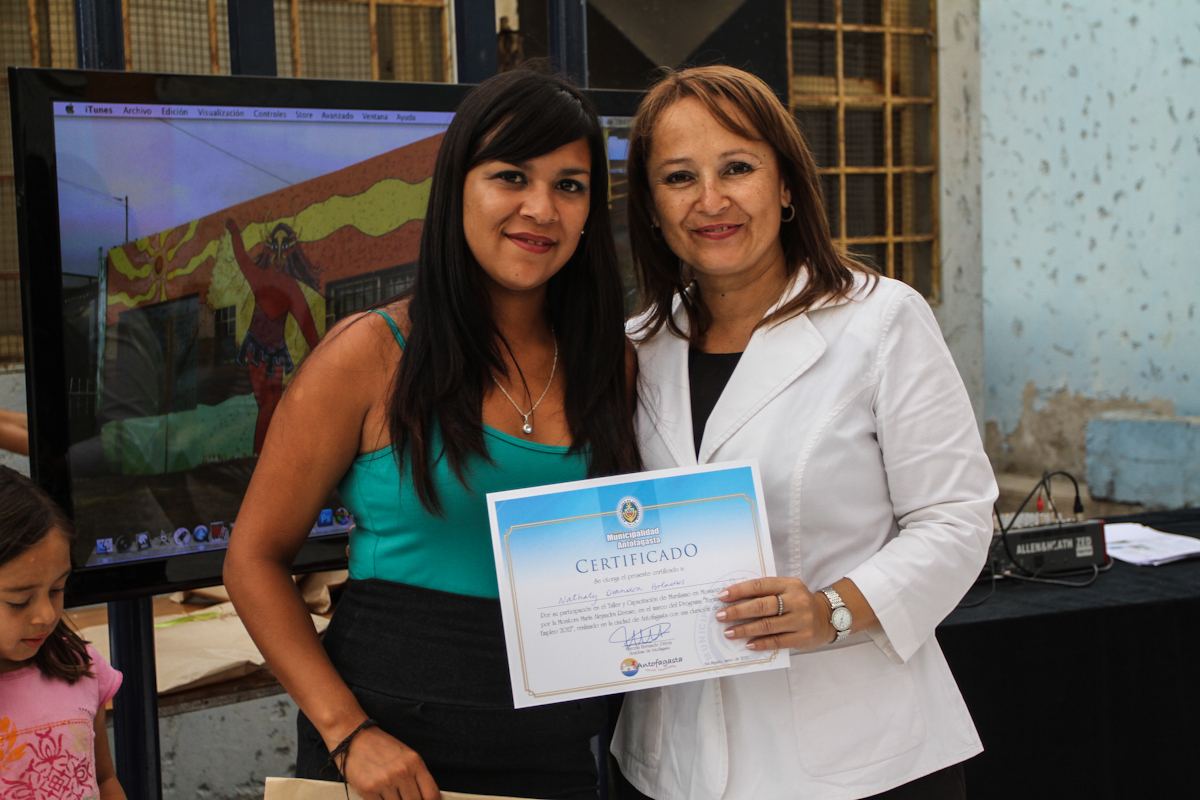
[338,313,590,598]
[225,68,641,800]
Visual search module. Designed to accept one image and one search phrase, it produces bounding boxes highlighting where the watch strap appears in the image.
[819,587,845,610]
[819,586,851,643]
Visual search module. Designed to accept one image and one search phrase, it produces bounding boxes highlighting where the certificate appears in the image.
[487,460,789,708]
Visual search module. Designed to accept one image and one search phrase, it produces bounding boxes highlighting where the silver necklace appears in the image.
[491,331,558,435]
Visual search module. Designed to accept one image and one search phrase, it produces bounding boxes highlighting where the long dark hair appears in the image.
[0,466,93,684]
[627,66,876,341]
[391,67,641,513]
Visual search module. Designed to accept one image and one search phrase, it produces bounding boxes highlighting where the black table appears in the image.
[938,509,1200,799]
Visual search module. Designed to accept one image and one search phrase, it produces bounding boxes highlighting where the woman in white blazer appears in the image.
[611,66,998,800]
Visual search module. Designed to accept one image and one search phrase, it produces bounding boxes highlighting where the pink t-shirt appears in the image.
[0,644,122,800]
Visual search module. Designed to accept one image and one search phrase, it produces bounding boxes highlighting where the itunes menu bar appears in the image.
[54,101,454,125]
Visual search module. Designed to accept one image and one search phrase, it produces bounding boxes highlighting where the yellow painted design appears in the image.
[109,246,148,280]
[133,234,158,255]
[307,284,326,339]
[109,227,191,307]
[207,232,255,345]
[167,236,219,282]
[282,285,326,386]
[108,286,159,307]
[107,176,427,314]
[238,177,430,252]
[166,219,199,261]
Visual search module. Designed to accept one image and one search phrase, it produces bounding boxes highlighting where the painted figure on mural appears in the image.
[225,218,321,455]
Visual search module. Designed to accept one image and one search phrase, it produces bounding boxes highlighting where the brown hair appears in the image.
[0,466,93,683]
[626,65,876,341]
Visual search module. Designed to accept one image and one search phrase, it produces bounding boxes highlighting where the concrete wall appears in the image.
[0,366,29,475]
[981,1,1200,479]
[106,695,299,800]
[935,0,985,428]
[160,696,299,799]
[1087,411,1200,508]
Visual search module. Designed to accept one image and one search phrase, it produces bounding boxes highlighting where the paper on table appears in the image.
[167,571,350,613]
[1104,522,1200,566]
[263,777,536,800]
[79,601,330,694]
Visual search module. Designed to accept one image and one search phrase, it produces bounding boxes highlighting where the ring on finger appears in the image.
[775,594,785,617]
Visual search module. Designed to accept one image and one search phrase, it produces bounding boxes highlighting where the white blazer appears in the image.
[613,273,998,800]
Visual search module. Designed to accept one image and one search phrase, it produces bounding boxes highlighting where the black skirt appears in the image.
[297,579,607,800]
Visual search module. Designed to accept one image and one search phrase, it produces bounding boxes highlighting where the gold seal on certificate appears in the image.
[487,460,789,708]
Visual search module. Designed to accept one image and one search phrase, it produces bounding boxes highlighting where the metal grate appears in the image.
[0,273,20,365]
[126,0,231,74]
[0,0,47,364]
[298,0,372,80]
[789,0,938,298]
[124,0,449,79]
[288,0,448,82]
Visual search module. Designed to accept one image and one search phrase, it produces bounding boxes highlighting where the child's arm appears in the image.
[0,408,27,428]
[0,419,28,455]
[93,708,128,800]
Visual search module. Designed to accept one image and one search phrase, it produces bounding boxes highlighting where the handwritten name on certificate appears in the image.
[487,461,789,708]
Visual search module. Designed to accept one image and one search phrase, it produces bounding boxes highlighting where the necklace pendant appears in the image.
[522,422,534,435]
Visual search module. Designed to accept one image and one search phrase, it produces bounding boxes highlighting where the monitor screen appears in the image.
[10,69,639,603]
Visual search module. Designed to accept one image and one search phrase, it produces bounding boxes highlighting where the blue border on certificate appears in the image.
[488,460,787,705]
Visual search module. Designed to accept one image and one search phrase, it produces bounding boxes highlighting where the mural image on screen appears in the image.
[50,102,634,570]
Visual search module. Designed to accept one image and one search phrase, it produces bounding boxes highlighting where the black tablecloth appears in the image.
[938,509,1200,799]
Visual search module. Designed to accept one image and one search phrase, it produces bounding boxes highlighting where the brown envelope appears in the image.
[263,777,536,800]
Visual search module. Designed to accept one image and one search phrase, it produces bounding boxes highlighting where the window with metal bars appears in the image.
[214,303,238,363]
[789,0,938,299]
[324,261,417,331]
[0,0,74,364]
[121,0,450,80]
[278,0,449,81]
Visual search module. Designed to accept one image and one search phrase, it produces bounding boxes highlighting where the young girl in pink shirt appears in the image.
[0,465,125,800]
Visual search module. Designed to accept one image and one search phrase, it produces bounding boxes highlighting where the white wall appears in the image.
[981,0,1199,475]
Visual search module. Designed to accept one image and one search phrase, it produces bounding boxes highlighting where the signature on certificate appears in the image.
[609,623,672,646]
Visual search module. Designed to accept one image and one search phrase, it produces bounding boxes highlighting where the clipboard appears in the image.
[264,776,537,800]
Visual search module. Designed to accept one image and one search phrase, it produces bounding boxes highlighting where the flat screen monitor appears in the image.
[9,68,640,605]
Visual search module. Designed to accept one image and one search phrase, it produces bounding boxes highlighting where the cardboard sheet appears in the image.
[169,571,349,613]
[264,777,535,800]
[79,601,329,694]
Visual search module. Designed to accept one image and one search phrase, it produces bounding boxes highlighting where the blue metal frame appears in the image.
[228,0,278,77]
[547,0,587,87]
[74,0,124,70]
[455,0,499,83]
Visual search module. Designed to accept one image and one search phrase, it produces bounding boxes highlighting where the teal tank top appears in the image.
[338,310,589,598]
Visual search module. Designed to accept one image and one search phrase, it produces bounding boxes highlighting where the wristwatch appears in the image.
[819,586,853,644]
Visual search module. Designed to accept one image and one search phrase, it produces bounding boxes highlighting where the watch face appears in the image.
[831,607,853,632]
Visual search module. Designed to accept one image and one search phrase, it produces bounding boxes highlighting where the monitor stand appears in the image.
[108,596,163,800]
